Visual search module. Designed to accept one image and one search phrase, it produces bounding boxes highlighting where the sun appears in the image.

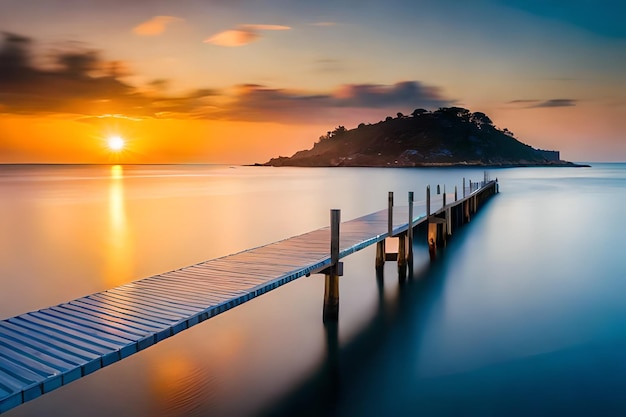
[107,136,125,152]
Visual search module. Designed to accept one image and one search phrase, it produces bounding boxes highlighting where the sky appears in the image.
[0,0,625,163]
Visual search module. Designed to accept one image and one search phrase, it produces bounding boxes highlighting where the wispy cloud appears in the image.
[204,29,259,47]
[508,98,577,108]
[533,99,577,108]
[203,24,291,47]
[313,58,346,73]
[241,24,291,31]
[508,99,539,105]
[132,16,183,36]
[308,22,337,27]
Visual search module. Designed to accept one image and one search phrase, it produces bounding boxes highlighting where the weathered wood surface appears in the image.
[0,182,494,413]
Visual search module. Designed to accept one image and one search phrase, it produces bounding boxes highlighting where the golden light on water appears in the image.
[104,165,133,286]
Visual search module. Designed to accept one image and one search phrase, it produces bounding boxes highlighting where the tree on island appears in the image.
[411,108,429,117]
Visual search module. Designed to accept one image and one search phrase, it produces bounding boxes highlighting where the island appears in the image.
[262,107,585,167]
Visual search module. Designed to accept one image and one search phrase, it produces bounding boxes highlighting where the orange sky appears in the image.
[0,0,625,163]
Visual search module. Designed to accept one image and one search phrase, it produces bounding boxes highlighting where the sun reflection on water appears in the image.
[104,164,133,286]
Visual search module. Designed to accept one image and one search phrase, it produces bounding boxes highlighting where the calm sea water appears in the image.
[1,163,626,416]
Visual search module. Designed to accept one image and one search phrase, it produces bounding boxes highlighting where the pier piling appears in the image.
[388,192,393,236]
[323,209,341,323]
[408,191,414,267]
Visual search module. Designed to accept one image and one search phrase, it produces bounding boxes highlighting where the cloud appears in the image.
[0,32,213,117]
[205,81,453,123]
[508,99,539,105]
[532,99,577,108]
[508,98,577,108]
[0,32,452,125]
[203,29,260,47]
[308,22,338,27]
[332,81,451,108]
[313,58,345,73]
[240,24,290,31]
[132,16,182,36]
[203,24,291,47]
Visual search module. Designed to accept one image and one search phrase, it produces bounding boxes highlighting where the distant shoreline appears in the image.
[249,161,592,168]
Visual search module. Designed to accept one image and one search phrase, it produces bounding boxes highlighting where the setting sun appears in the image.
[107,136,125,152]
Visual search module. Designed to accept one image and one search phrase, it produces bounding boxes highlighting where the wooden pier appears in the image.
[0,177,497,413]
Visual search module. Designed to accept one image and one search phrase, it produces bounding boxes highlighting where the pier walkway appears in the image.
[0,179,497,413]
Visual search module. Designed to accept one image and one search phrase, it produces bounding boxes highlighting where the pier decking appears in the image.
[0,179,497,413]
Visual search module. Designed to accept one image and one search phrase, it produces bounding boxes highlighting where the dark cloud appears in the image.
[0,32,214,117]
[508,99,539,104]
[0,32,33,81]
[333,81,450,108]
[207,81,453,123]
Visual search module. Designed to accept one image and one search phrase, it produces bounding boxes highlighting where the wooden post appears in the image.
[324,209,340,323]
[443,185,446,207]
[330,209,340,265]
[463,178,466,198]
[323,273,339,323]
[375,240,385,268]
[428,223,437,261]
[455,185,458,201]
[397,233,407,270]
[388,191,394,237]
[437,184,440,195]
[426,185,431,217]
[408,191,414,265]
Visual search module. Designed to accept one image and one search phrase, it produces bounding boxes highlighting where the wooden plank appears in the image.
[68,300,171,330]
[0,349,64,392]
[127,281,222,305]
[103,289,200,316]
[134,283,245,300]
[87,294,186,322]
[28,311,138,346]
[0,324,92,367]
[48,306,155,337]
[134,277,244,299]
[0,363,43,403]
[141,276,253,300]
[0,322,102,364]
[0,337,80,375]
[8,316,125,355]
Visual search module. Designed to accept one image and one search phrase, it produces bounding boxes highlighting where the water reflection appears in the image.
[262,248,441,416]
[104,165,133,287]
[149,352,215,417]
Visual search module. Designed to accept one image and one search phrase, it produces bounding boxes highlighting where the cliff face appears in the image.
[265,107,574,167]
